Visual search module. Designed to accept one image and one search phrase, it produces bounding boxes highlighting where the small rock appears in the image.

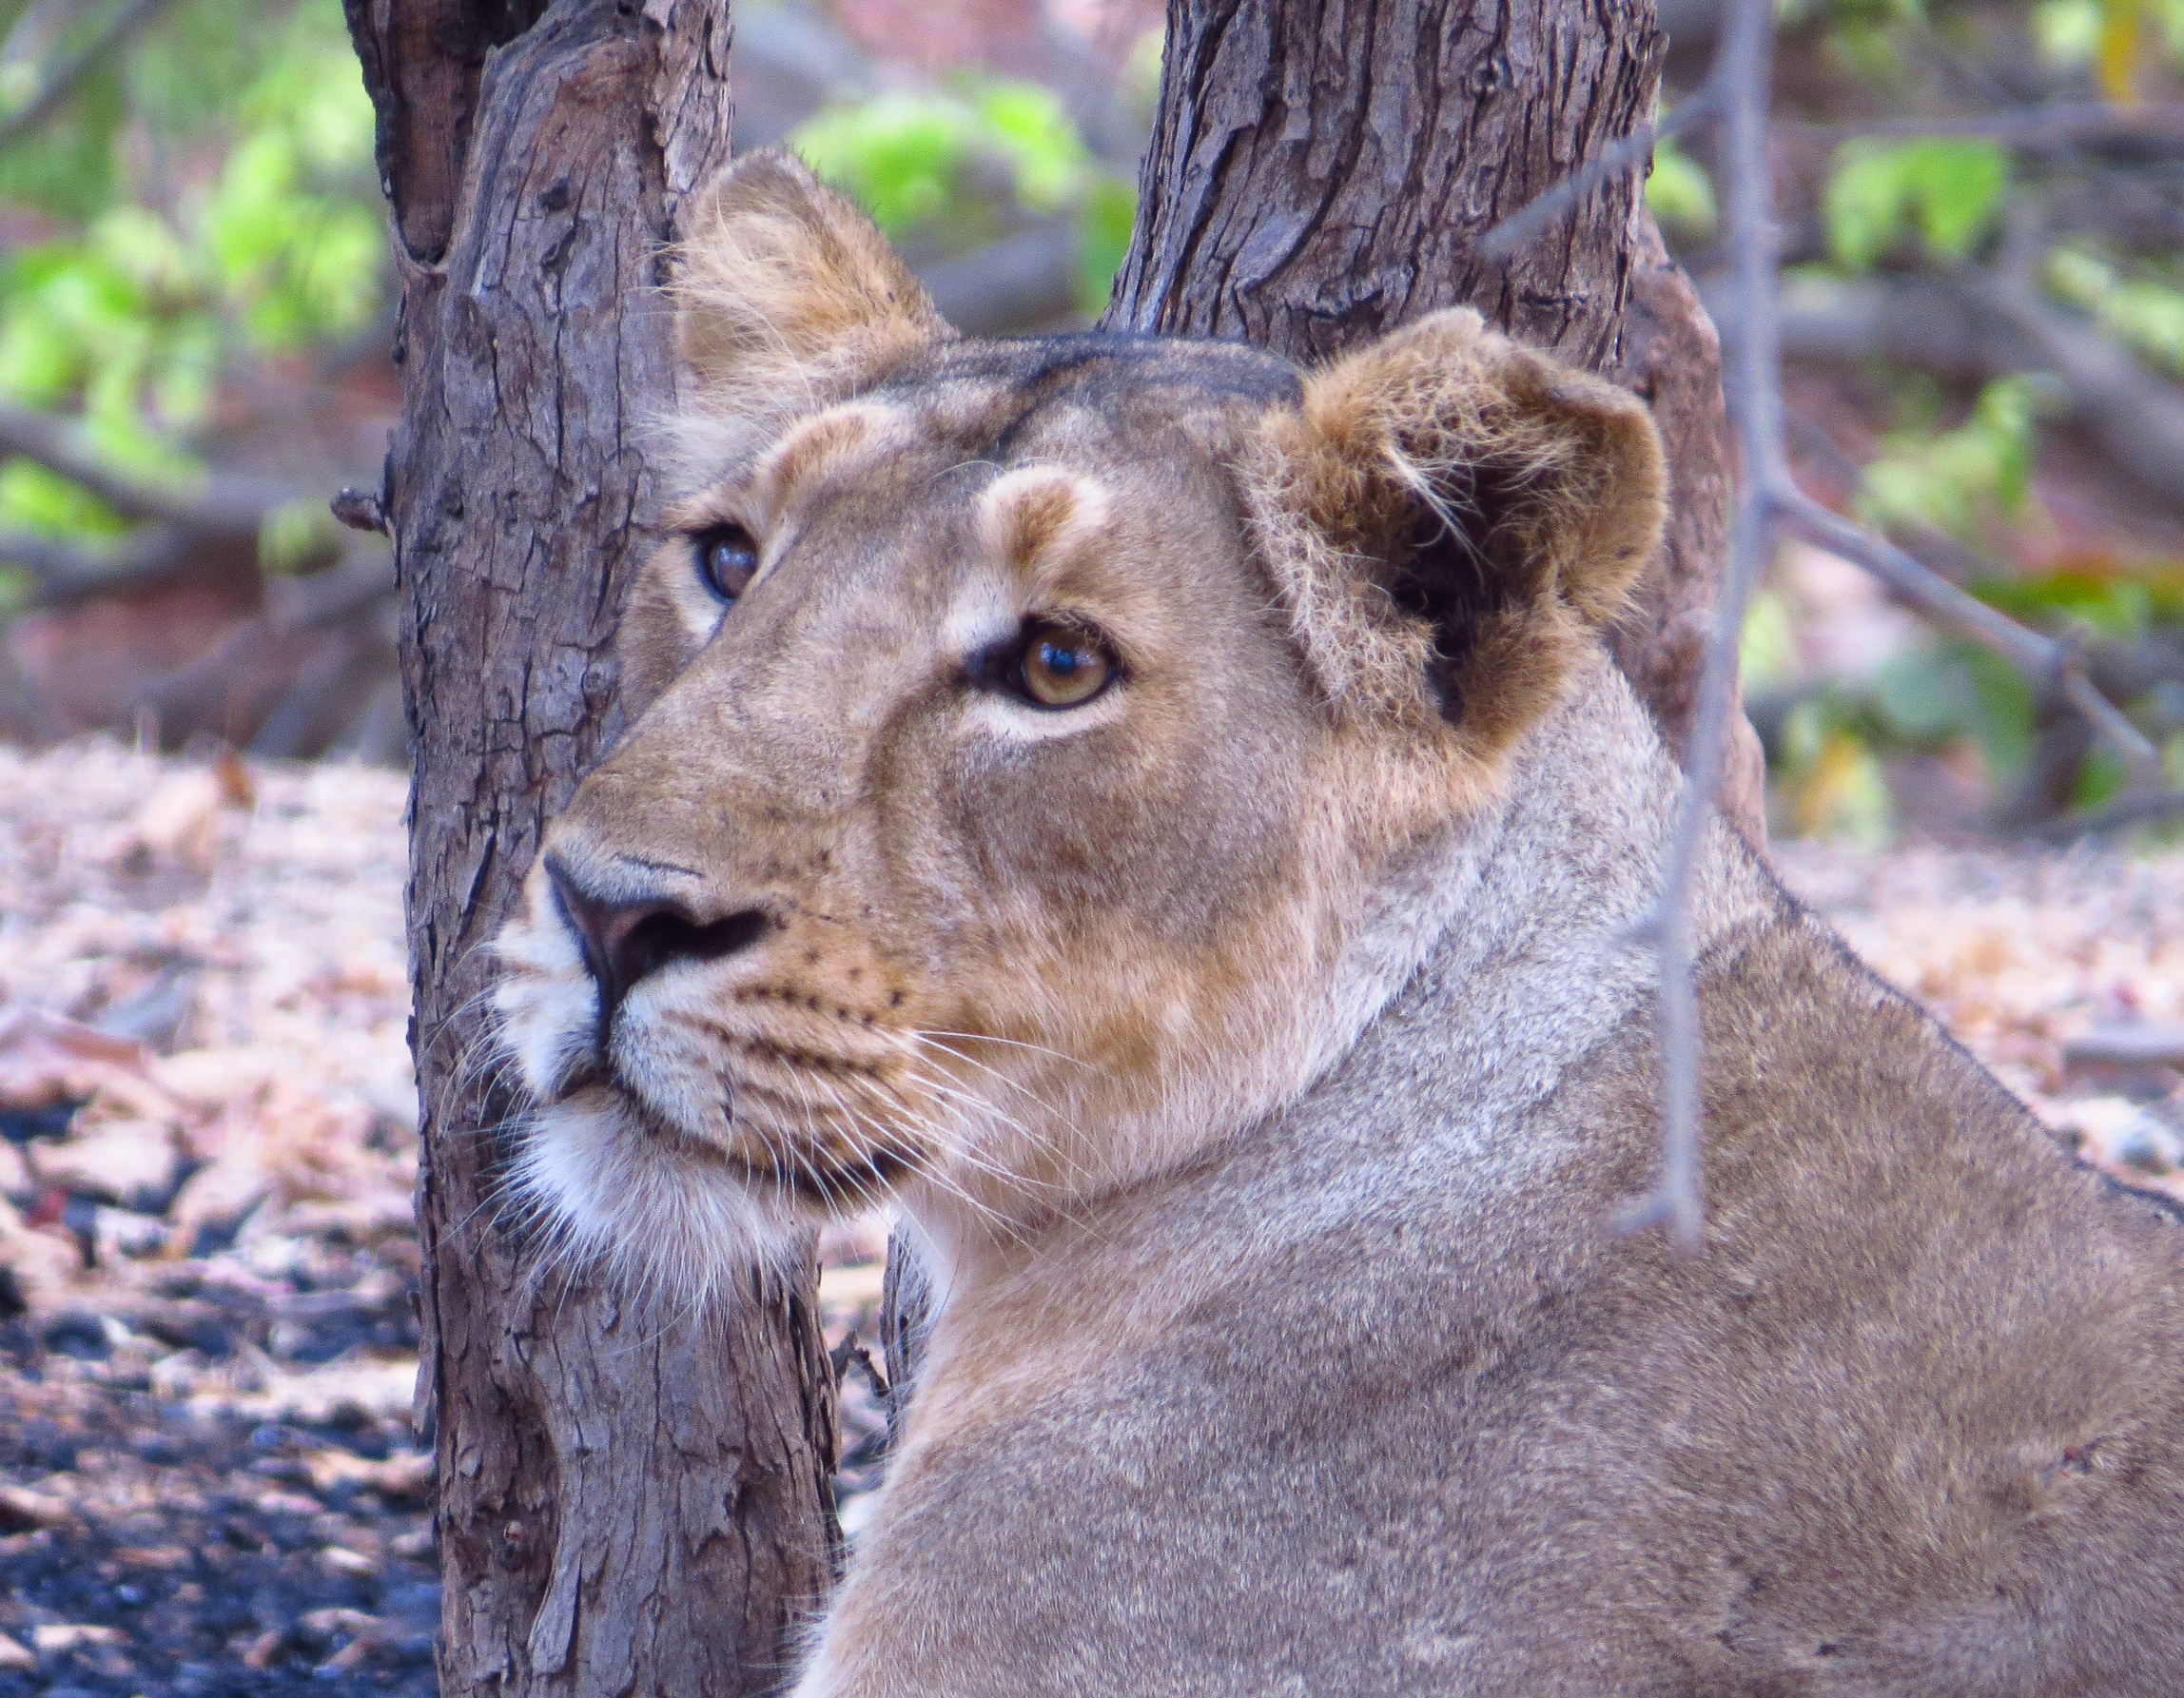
[2064,1023,2184,1070]
[0,1481,71,1532]
[40,1310,113,1360]
[30,1623,124,1653]
[0,1631,30,1669]
[38,1118,183,1213]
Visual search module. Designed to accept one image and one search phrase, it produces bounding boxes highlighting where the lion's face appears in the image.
[493,152,1664,1292]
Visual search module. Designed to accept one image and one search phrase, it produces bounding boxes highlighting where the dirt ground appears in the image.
[1,740,2179,1695]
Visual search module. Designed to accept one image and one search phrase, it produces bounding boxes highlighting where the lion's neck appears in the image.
[904,649,1765,1311]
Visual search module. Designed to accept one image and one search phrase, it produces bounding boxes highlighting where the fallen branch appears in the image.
[2029,788,2184,841]
[1,524,232,608]
[0,403,295,534]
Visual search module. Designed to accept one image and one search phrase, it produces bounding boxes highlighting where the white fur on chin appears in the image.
[507,1093,801,1307]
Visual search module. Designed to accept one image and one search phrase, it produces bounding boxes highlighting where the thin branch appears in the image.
[1789,103,2184,148]
[1616,0,2174,1256]
[1617,0,1781,1256]
[2029,788,2184,840]
[1773,492,2161,776]
[0,523,211,607]
[0,0,177,152]
[126,549,396,717]
[1479,88,1722,261]
[0,402,294,533]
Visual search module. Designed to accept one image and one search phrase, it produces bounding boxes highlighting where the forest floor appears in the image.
[1,740,2180,1695]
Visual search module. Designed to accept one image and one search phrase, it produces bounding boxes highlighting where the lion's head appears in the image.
[492,149,1665,1295]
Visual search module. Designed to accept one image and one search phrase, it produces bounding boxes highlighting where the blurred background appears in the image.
[0,8,2181,1688]
[0,0,2179,842]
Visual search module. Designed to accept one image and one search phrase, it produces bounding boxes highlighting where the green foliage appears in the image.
[1646,136,1715,236]
[0,0,382,540]
[1824,137,2009,269]
[1777,693,1898,844]
[1854,376,2044,543]
[1078,172,1138,315]
[2036,0,2184,75]
[1972,565,2155,640]
[793,90,975,233]
[2047,248,2184,377]
[791,75,1137,310]
[1870,636,2037,777]
[1739,585,1800,693]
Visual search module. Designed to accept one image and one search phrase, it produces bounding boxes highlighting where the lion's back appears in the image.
[856,900,2184,1695]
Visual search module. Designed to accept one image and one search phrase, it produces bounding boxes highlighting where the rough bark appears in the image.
[886,0,1768,1406]
[1102,0,1765,837]
[343,3,839,1693]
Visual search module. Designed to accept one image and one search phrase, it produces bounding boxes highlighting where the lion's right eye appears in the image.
[692,525,759,603]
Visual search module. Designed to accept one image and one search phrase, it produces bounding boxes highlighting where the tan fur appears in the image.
[495,150,2184,1694]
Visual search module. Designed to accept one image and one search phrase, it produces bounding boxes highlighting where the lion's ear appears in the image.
[1242,308,1665,765]
[672,148,953,438]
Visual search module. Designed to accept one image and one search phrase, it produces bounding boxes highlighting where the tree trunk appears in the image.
[1104,0,1765,839]
[886,0,1767,1407]
[343,3,839,1692]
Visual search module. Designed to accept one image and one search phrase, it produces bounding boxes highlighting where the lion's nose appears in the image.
[545,855,772,1022]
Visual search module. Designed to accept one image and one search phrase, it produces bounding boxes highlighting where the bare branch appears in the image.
[2029,788,2184,840]
[1618,0,1781,1256]
[1790,103,2184,150]
[1963,273,2184,520]
[126,549,396,722]
[1480,88,1722,261]
[1776,490,2161,774]
[0,523,214,607]
[0,0,178,152]
[0,403,295,533]
[1617,0,2170,1255]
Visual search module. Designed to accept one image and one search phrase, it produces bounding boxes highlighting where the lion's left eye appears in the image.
[692,525,759,603]
[1011,624,1117,709]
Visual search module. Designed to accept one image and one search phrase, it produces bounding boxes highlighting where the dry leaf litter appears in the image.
[1,741,2180,1695]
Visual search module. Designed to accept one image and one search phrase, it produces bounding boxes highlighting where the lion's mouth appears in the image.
[558,1053,929,1216]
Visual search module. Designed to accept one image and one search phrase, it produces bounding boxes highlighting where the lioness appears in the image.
[495,150,2184,1694]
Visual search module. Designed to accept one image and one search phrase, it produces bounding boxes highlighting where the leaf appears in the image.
[1077,174,1137,315]
[1823,138,2007,268]
[1870,637,2036,779]
[1739,587,1800,693]
[2098,0,2146,104]
[974,82,1087,214]
[1855,376,2046,544]
[1646,136,1716,234]
[1789,729,1894,845]
[793,91,976,235]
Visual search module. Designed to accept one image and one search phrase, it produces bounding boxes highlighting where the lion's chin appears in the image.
[510,1088,802,1303]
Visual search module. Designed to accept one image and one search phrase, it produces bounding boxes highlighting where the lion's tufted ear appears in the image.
[1241,308,1665,767]
[671,148,953,443]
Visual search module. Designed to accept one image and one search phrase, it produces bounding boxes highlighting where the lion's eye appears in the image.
[692,525,758,604]
[1012,624,1116,710]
